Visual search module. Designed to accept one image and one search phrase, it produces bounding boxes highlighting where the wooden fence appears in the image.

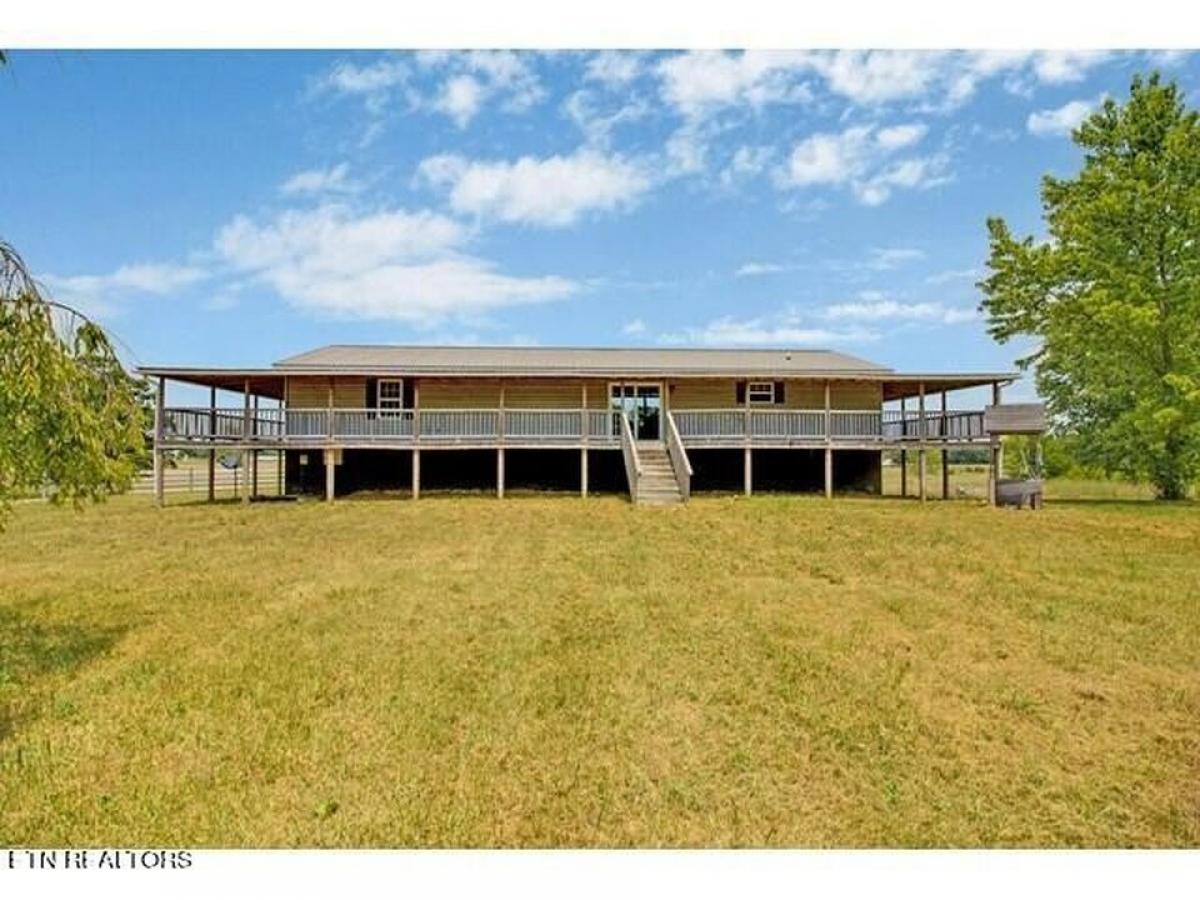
[131,455,285,496]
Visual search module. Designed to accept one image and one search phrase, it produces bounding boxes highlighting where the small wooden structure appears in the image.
[983,402,1049,509]
[996,478,1045,509]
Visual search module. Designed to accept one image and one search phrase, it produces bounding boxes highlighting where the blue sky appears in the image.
[3,49,1195,398]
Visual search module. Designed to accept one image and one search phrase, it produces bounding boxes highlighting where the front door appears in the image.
[610,383,662,441]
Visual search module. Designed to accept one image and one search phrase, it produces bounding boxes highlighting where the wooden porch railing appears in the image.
[664,411,692,501]
[674,408,987,443]
[160,406,988,445]
[160,407,627,444]
[618,412,642,503]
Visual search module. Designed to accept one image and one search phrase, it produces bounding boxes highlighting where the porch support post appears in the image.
[580,383,589,497]
[899,395,907,498]
[242,378,252,504]
[917,381,927,503]
[278,449,285,497]
[993,381,1004,476]
[941,389,949,500]
[280,377,288,497]
[743,374,752,496]
[324,448,335,502]
[989,381,1002,505]
[251,395,259,499]
[207,386,216,502]
[824,380,833,499]
[497,383,505,498]
[412,380,421,500]
[153,376,165,507]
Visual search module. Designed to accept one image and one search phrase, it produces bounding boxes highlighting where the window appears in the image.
[377,379,404,416]
[747,381,776,405]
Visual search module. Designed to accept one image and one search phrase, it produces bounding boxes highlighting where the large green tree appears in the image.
[981,73,1200,499]
[0,241,150,523]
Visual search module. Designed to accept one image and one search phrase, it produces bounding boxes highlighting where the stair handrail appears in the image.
[618,411,642,503]
[664,410,692,502]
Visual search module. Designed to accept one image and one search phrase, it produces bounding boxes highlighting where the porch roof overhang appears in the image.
[139,365,1018,402]
[138,368,287,400]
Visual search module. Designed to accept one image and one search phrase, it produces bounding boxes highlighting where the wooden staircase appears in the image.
[634,443,685,506]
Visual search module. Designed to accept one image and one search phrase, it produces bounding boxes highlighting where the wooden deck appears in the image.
[157,406,992,451]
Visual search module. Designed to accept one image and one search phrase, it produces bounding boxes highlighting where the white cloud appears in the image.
[43,262,209,315]
[664,123,712,176]
[653,50,1115,124]
[203,293,239,312]
[621,318,647,336]
[721,145,775,186]
[420,50,545,125]
[1147,50,1190,68]
[869,247,926,269]
[662,289,979,347]
[435,75,485,128]
[660,313,878,347]
[318,57,409,96]
[774,123,946,204]
[875,123,928,150]
[213,203,576,325]
[734,261,792,277]
[805,50,943,105]
[585,51,642,86]
[1029,51,1113,85]
[317,50,544,131]
[822,298,978,324]
[1027,96,1103,138]
[779,126,873,187]
[925,267,980,285]
[279,162,359,197]
[656,50,814,119]
[856,154,953,206]
[562,89,650,146]
[417,149,652,228]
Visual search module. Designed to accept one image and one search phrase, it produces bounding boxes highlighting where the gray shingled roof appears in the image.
[273,344,892,376]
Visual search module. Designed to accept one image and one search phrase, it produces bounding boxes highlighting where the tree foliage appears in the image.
[981,73,1200,499]
[0,241,150,523]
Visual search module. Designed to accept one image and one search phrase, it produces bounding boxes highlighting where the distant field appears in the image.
[881,464,1160,502]
[1,490,1197,847]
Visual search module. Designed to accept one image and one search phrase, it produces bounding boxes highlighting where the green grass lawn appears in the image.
[1,489,1197,847]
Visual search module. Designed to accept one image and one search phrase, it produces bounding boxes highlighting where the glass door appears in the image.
[610,384,662,441]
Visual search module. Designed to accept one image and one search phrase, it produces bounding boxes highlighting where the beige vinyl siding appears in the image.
[667,378,881,410]
[777,380,881,409]
[286,376,366,408]
[282,375,883,411]
[503,379,583,409]
[781,381,822,409]
[667,379,732,409]
[583,379,609,410]
[831,381,882,408]
[419,378,502,409]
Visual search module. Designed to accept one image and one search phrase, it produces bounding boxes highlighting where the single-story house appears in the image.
[141,344,1045,505]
